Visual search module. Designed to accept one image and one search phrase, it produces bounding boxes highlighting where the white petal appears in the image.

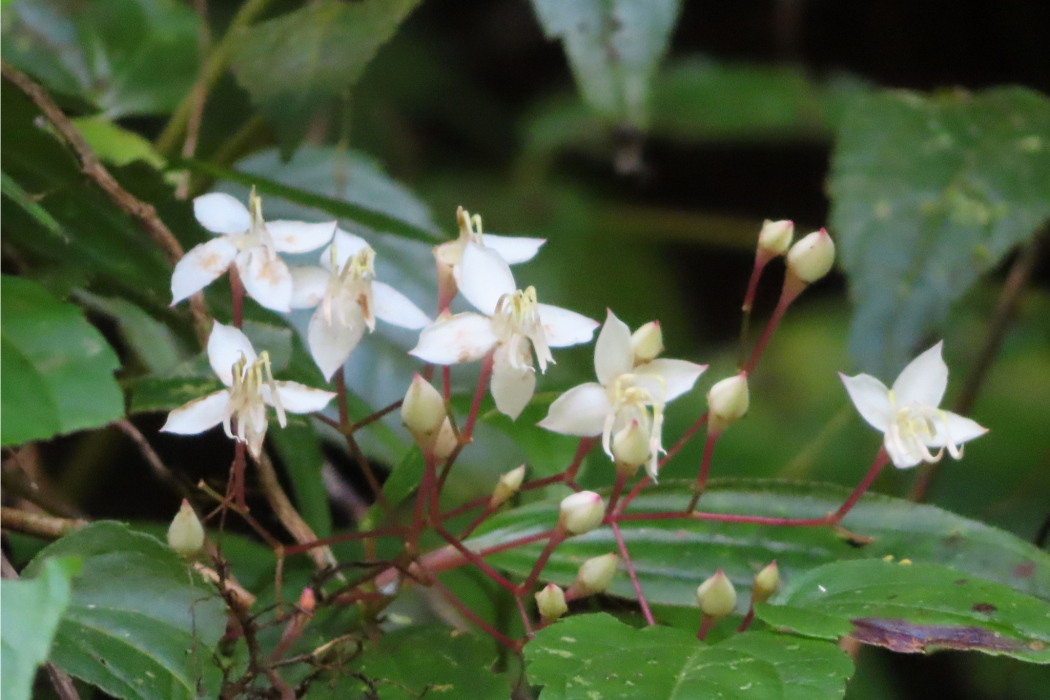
[236,250,293,312]
[490,344,537,420]
[537,382,611,436]
[481,234,546,264]
[290,266,331,309]
[409,313,499,365]
[270,381,337,414]
[373,281,431,330]
[308,306,367,381]
[884,434,923,469]
[840,373,893,432]
[538,304,599,348]
[160,390,230,434]
[635,359,707,402]
[267,220,337,254]
[193,193,251,234]
[594,309,634,385]
[208,322,257,386]
[322,229,372,270]
[892,341,948,409]
[928,411,988,448]
[458,240,516,315]
[170,237,237,305]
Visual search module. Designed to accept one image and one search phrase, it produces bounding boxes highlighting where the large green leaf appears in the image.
[757,560,1050,663]
[1,276,123,446]
[468,480,1050,608]
[525,613,853,700]
[23,522,226,700]
[531,0,681,128]
[830,87,1050,375]
[0,558,80,700]
[230,0,422,155]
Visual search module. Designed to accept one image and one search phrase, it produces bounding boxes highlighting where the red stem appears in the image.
[742,255,768,314]
[515,594,535,637]
[563,437,594,488]
[610,521,655,626]
[231,442,247,509]
[686,431,720,512]
[517,530,566,594]
[432,523,520,593]
[283,526,409,555]
[737,606,756,633]
[605,472,627,516]
[461,351,494,442]
[743,278,801,374]
[428,576,520,651]
[617,413,709,514]
[442,365,452,402]
[230,266,244,328]
[697,614,716,641]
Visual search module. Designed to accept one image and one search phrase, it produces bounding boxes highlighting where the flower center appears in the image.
[236,188,279,258]
[324,246,376,331]
[225,351,283,450]
[436,207,485,267]
[602,374,667,473]
[887,402,962,464]
[491,286,553,372]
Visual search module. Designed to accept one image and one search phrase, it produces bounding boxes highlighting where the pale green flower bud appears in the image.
[696,569,737,619]
[401,374,446,447]
[612,420,649,477]
[752,561,780,604]
[558,491,605,535]
[167,499,205,557]
[489,464,526,508]
[431,417,458,460]
[786,228,835,283]
[570,553,619,596]
[707,373,749,433]
[535,583,568,623]
[757,219,794,257]
[630,321,663,364]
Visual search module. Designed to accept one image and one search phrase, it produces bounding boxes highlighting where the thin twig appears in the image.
[0,507,88,539]
[113,419,187,496]
[175,0,212,200]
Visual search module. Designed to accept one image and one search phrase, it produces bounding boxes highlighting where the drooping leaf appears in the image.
[757,560,1050,663]
[531,0,682,128]
[75,291,190,373]
[525,613,853,700]
[23,522,226,700]
[830,87,1050,376]
[469,479,1050,609]
[1,276,124,445]
[72,116,166,168]
[0,558,80,700]
[230,0,422,156]
[269,416,333,538]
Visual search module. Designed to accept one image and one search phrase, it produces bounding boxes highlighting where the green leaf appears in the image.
[2,0,200,117]
[230,0,422,155]
[72,116,166,169]
[1,170,66,241]
[757,560,1050,663]
[269,416,333,538]
[830,87,1050,375]
[75,291,189,374]
[530,0,681,128]
[525,613,853,700]
[1,558,80,700]
[1,276,123,445]
[469,479,1050,609]
[127,354,223,414]
[23,522,226,700]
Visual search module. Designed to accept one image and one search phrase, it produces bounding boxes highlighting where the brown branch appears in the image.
[113,420,188,496]
[175,0,212,200]
[0,507,88,539]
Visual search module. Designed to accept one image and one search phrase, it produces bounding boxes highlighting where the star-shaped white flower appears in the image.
[840,341,988,469]
[171,190,337,312]
[410,243,598,419]
[161,322,336,457]
[537,310,707,479]
[289,230,431,381]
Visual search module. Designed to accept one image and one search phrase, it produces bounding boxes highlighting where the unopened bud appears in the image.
[167,500,205,557]
[707,373,749,433]
[570,553,619,597]
[630,321,663,364]
[401,374,446,447]
[752,561,779,604]
[696,569,737,619]
[431,417,458,460]
[490,464,526,508]
[559,491,605,535]
[786,229,835,283]
[535,583,568,623]
[757,220,794,258]
[298,587,316,615]
[611,420,649,477]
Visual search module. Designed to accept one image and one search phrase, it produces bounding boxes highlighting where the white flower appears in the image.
[409,243,597,419]
[161,322,336,457]
[538,310,707,480]
[289,230,430,381]
[171,189,337,312]
[840,341,988,469]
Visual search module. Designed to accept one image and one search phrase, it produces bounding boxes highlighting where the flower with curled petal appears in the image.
[171,189,336,312]
[410,243,597,419]
[840,341,987,469]
[161,323,336,457]
[289,230,431,380]
[538,310,707,480]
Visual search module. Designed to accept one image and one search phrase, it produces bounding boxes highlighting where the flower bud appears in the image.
[757,220,794,258]
[401,374,446,447]
[570,553,619,597]
[535,583,568,623]
[431,417,458,460]
[558,491,605,535]
[695,569,737,619]
[707,373,749,433]
[752,561,779,604]
[489,464,526,508]
[611,420,649,477]
[630,321,663,364]
[167,499,204,557]
[786,228,835,283]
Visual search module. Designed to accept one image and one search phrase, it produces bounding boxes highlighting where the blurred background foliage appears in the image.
[2,0,1050,698]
